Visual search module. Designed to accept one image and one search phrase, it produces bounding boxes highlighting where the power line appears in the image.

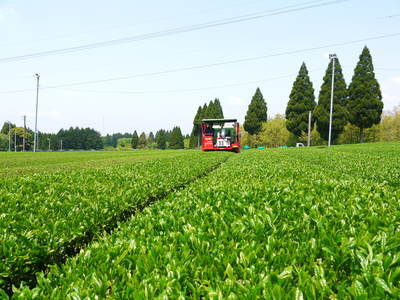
[0,0,265,48]
[0,0,347,63]
[47,72,313,95]
[1,32,398,95]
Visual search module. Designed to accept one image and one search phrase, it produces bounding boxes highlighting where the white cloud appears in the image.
[391,76,400,84]
[230,96,246,106]
[21,111,62,118]
[0,7,17,22]
[322,53,330,60]
[382,78,400,111]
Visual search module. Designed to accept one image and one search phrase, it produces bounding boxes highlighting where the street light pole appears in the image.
[34,73,40,152]
[47,138,51,151]
[60,139,63,151]
[328,54,337,147]
[8,122,11,152]
[22,115,26,152]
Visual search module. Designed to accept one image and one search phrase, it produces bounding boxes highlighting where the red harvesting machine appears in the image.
[200,119,240,153]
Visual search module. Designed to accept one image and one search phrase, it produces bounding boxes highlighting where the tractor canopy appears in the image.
[200,119,240,153]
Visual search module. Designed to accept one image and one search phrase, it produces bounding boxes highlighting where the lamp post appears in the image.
[8,122,11,152]
[47,138,51,151]
[34,73,40,152]
[328,54,337,147]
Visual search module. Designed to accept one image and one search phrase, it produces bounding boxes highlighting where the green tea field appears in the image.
[1,143,400,299]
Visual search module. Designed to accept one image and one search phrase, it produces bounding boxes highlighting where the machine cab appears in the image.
[200,119,240,153]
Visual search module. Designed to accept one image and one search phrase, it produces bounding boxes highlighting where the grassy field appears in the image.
[1,143,400,299]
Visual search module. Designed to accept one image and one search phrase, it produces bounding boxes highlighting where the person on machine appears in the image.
[205,124,214,136]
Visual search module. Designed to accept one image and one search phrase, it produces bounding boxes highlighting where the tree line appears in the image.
[0,125,102,151]
[242,46,387,146]
[129,127,186,150]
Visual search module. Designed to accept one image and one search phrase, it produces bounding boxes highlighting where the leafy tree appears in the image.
[255,115,290,148]
[298,126,326,146]
[347,46,383,142]
[9,127,33,151]
[244,87,268,135]
[138,132,147,149]
[131,131,139,149]
[241,126,255,148]
[103,132,133,147]
[314,57,348,142]
[0,134,8,151]
[285,63,316,137]
[117,138,131,148]
[377,107,400,141]
[156,129,167,149]
[169,126,184,149]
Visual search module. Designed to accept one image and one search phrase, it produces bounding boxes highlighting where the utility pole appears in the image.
[8,122,11,152]
[307,110,312,147]
[47,138,51,151]
[14,131,17,152]
[328,54,337,147]
[22,115,26,152]
[60,139,63,151]
[34,73,40,152]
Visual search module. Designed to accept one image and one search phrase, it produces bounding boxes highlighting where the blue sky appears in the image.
[1,0,399,135]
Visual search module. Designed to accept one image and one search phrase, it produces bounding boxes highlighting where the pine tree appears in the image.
[131,131,139,149]
[347,46,383,142]
[202,103,208,119]
[205,100,215,118]
[189,106,202,148]
[244,87,268,135]
[156,129,167,149]
[147,132,155,144]
[138,132,147,149]
[213,98,224,118]
[169,126,184,149]
[314,57,348,142]
[285,63,316,137]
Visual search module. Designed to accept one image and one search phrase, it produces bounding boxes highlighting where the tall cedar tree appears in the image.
[189,99,224,148]
[147,131,155,143]
[244,87,268,135]
[169,126,184,149]
[285,63,316,137]
[212,98,224,118]
[347,46,383,142]
[156,129,167,149]
[314,58,348,142]
[138,132,147,148]
[189,106,202,148]
[131,131,139,149]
